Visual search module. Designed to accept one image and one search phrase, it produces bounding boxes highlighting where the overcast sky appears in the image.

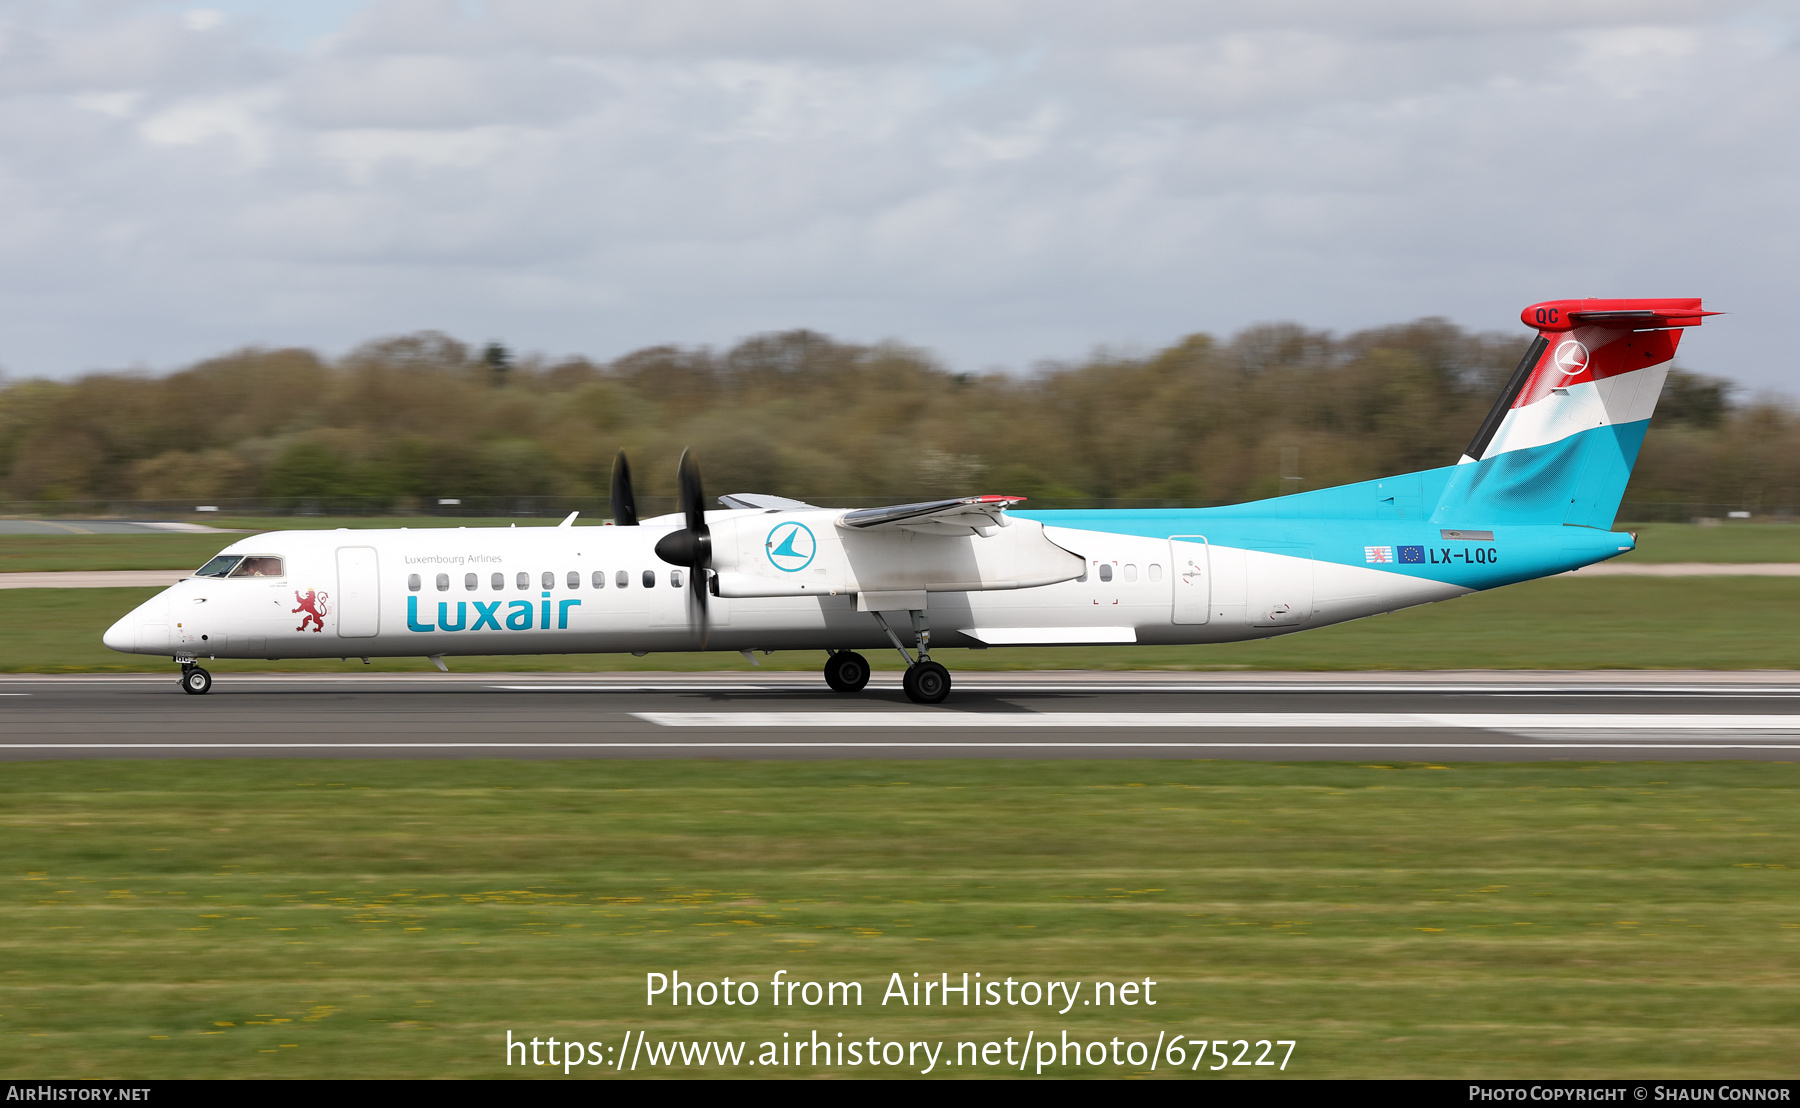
[4,0,1796,393]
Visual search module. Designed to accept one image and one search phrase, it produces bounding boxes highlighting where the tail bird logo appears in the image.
[1554,340,1591,377]
[292,589,329,632]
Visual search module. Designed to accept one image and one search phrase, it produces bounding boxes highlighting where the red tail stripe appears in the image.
[1520,298,1714,333]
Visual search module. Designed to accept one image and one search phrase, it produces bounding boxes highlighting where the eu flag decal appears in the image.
[1398,545,1425,564]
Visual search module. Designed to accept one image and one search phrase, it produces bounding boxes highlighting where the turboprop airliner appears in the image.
[104,297,1715,703]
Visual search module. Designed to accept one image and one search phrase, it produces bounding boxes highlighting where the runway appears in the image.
[5,671,1800,760]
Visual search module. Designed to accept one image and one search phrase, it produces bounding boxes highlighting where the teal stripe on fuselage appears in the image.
[1015,420,1648,591]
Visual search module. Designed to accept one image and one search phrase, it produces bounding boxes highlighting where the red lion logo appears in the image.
[292,589,329,632]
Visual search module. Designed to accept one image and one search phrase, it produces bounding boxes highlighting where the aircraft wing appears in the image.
[839,495,1026,536]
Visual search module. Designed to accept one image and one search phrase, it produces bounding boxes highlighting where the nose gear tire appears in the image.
[902,660,951,704]
[181,667,213,695]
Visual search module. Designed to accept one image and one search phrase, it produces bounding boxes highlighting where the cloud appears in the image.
[0,0,1794,394]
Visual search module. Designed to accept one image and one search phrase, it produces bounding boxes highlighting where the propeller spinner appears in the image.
[652,448,712,647]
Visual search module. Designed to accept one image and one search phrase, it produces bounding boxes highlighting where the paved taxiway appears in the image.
[4,671,1800,760]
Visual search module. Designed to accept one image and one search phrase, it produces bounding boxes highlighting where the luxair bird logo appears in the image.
[1554,340,1591,377]
[292,589,329,632]
[765,522,817,572]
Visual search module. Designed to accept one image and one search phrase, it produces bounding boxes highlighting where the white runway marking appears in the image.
[4,742,1800,752]
[5,676,1800,697]
[634,711,1800,736]
[495,684,1800,697]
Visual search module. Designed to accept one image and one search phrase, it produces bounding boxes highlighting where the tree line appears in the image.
[0,322,1780,516]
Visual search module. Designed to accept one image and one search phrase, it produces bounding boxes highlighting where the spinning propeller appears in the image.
[651,448,712,647]
[609,449,638,527]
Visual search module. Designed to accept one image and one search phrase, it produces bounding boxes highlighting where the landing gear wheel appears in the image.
[180,667,212,695]
[902,660,951,705]
[823,651,871,693]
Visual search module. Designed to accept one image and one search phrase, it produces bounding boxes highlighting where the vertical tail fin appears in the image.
[1432,298,1718,529]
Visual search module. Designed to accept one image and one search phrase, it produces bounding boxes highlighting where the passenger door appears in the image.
[1169,536,1210,625]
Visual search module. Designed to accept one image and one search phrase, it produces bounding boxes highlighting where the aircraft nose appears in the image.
[102,613,136,653]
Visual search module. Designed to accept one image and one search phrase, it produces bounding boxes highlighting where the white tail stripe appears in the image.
[1483,361,1669,458]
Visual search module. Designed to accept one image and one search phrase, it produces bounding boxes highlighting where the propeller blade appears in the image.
[610,450,638,526]
[679,448,706,536]
[652,448,711,648]
[689,564,709,650]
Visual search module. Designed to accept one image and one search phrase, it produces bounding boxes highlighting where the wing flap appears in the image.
[839,495,1026,534]
[717,492,818,510]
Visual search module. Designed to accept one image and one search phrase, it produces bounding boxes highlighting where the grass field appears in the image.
[2,521,1797,574]
[3,759,1797,1079]
[7,574,1795,674]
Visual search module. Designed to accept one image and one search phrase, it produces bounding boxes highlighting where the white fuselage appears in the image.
[103,513,1467,662]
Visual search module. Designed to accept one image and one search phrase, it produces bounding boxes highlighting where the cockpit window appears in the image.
[194,555,242,578]
[229,556,285,578]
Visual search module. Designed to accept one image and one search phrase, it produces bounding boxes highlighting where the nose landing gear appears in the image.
[176,654,212,695]
[179,664,213,695]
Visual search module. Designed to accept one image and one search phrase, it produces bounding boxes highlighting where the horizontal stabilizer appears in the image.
[1521,297,1719,333]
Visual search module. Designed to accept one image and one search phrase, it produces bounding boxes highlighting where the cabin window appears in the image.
[516,572,530,590]
[592,570,606,589]
[642,569,656,588]
[616,570,629,589]
[464,572,478,591]
[567,570,580,589]
[1148,563,1163,582]
[491,572,504,591]
[435,573,450,591]
[196,555,243,578]
[1123,564,1138,583]
[407,573,422,592]
[1098,564,1113,582]
[229,556,284,578]
[671,569,683,588]
[540,570,553,590]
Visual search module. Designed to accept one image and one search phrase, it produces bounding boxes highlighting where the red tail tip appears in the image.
[1521,298,1717,332]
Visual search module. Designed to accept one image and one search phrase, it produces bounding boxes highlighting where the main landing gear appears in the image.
[823,650,872,693]
[869,609,954,705]
[902,660,951,705]
[179,662,212,695]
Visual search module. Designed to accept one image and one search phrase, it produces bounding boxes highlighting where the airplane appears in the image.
[103,297,1715,703]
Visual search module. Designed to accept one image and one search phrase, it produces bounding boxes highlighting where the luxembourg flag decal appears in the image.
[1364,545,1394,564]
